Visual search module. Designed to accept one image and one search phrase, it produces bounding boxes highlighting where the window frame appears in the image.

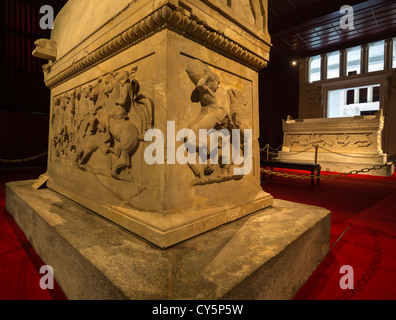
[322,74,388,119]
[368,40,385,73]
[307,38,394,83]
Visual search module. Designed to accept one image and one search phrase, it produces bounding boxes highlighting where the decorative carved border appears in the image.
[45,4,268,88]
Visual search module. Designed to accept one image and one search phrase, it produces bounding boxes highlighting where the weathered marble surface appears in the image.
[6,180,330,300]
[281,111,384,154]
[30,0,273,248]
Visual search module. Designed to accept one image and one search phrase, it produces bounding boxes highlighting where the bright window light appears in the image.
[327,51,340,79]
[327,84,380,118]
[368,40,385,72]
[347,46,361,75]
[309,55,321,82]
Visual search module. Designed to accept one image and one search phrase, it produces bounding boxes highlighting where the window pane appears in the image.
[327,51,340,79]
[347,46,361,75]
[359,88,368,103]
[368,40,385,72]
[309,55,321,82]
[328,84,380,118]
[346,90,354,105]
[393,38,396,68]
[373,86,380,102]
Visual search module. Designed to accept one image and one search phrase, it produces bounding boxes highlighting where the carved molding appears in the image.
[44,4,268,88]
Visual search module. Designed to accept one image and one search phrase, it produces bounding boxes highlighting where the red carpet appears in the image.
[0,168,67,300]
[261,168,396,300]
[1,167,396,300]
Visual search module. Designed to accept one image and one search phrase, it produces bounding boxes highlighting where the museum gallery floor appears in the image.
[1,167,396,300]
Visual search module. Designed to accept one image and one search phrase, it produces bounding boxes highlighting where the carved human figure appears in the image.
[188,64,228,136]
[91,76,112,133]
[62,92,76,155]
[186,61,226,177]
[228,88,250,152]
[74,86,93,140]
[51,97,65,157]
[106,71,140,179]
[185,60,247,179]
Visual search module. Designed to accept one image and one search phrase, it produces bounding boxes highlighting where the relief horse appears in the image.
[73,68,153,180]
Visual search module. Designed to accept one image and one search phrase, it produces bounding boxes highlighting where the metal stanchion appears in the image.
[314,145,319,164]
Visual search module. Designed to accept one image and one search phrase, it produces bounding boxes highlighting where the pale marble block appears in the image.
[32,0,273,248]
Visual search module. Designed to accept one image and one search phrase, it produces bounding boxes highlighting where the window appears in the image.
[327,51,340,79]
[309,55,321,82]
[346,90,355,105]
[347,46,361,75]
[327,85,380,118]
[359,88,368,103]
[368,40,385,72]
[306,38,392,83]
[373,86,380,102]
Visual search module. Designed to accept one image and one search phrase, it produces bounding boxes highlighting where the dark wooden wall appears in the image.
[0,0,66,167]
[259,59,300,151]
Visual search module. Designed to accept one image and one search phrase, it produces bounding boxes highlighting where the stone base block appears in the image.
[5,180,331,300]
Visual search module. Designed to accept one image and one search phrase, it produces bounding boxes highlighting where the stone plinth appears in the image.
[276,111,394,176]
[30,0,274,248]
[6,180,331,300]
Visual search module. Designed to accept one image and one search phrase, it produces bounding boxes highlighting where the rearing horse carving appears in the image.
[72,67,154,180]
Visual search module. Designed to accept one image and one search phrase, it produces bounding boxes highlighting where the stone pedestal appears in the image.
[31,0,273,248]
[6,180,331,300]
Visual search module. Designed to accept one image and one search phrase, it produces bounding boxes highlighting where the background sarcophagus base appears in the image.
[36,0,273,248]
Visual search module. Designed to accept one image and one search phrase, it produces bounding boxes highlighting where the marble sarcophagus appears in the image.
[32,0,273,248]
[276,111,394,176]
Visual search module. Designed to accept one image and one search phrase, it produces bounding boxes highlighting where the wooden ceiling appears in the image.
[268,0,396,61]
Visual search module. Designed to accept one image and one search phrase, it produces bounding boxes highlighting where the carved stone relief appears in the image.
[185,60,251,185]
[286,133,375,149]
[51,61,252,186]
[51,67,154,181]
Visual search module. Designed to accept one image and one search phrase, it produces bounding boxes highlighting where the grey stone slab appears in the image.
[6,180,330,300]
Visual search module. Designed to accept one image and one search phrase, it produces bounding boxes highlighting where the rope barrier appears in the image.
[318,146,384,159]
[260,143,395,180]
[268,144,283,151]
[261,160,395,181]
[0,151,48,164]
